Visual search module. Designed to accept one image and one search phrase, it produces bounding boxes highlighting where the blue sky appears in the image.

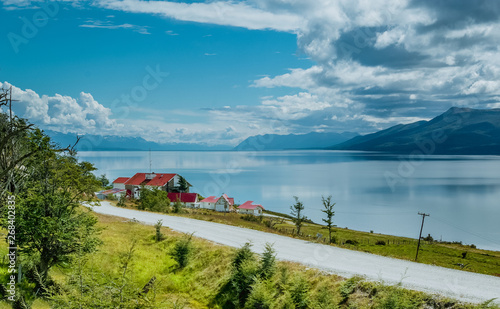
[2,0,500,146]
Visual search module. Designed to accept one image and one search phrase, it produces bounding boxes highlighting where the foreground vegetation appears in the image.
[111,199,500,277]
[2,212,498,308]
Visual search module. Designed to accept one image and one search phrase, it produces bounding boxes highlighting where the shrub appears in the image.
[311,283,338,309]
[290,275,309,309]
[259,243,276,279]
[244,279,273,309]
[215,242,258,308]
[345,239,359,246]
[375,240,386,246]
[241,214,261,222]
[339,277,361,303]
[172,200,184,213]
[154,220,164,242]
[117,194,126,207]
[172,233,193,269]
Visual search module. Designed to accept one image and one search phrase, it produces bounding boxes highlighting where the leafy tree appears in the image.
[13,153,102,286]
[321,195,336,244]
[178,175,189,193]
[138,186,170,212]
[98,174,110,188]
[290,196,307,235]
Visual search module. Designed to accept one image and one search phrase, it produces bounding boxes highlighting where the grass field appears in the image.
[2,212,498,308]
[110,199,500,277]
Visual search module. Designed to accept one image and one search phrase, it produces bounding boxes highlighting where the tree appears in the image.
[321,195,336,244]
[290,196,307,236]
[178,175,188,193]
[98,174,110,188]
[258,243,276,279]
[138,186,170,212]
[12,148,102,287]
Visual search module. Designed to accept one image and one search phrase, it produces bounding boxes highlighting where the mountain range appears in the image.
[329,107,500,155]
[45,130,232,151]
[234,131,359,151]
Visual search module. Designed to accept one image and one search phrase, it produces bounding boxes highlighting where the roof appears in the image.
[222,193,234,206]
[147,173,176,186]
[200,196,219,203]
[96,188,126,195]
[168,193,198,203]
[112,177,130,184]
[238,201,265,210]
[124,173,176,187]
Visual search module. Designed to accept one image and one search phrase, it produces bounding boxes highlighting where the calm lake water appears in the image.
[78,150,500,251]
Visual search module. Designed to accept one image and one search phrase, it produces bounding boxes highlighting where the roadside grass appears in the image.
[2,212,496,308]
[109,199,500,277]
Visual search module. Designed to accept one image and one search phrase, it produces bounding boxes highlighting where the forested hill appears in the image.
[328,107,500,155]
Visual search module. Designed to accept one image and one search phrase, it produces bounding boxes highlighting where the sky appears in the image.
[1,0,500,146]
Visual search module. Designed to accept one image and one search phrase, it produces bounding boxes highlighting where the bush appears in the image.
[259,243,276,279]
[117,194,126,207]
[289,275,309,309]
[375,240,386,246]
[244,279,273,309]
[171,233,193,269]
[138,186,170,212]
[154,220,164,242]
[172,200,184,213]
[345,239,359,246]
[241,214,261,222]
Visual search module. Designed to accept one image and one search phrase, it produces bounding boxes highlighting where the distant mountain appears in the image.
[235,131,359,151]
[45,130,232,151]
[329,107,500,155]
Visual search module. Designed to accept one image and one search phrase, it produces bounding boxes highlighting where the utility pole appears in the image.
[415,212,430,261]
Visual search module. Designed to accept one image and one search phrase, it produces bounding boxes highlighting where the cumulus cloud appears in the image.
[94,0,500,135]
[1,81,119,135]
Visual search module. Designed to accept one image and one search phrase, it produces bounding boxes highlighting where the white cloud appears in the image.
[97,0,306,32]
[80,19,150,34]
[1,81,120,135]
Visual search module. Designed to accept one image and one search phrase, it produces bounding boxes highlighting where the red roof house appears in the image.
[237,201,265,216]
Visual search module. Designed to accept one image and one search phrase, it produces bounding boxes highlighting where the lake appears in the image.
[78,150,500,251]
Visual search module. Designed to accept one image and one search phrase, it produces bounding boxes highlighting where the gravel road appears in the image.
[90,202,500,304]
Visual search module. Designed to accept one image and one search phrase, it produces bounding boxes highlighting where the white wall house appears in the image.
[112,177,129,190]
[200,194,235,212]
[199,196,218,210]
[237,201,265,216]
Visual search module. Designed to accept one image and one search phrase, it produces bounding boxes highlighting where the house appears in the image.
[237,201,265,216]
[112,177,130,190]
[199,196,218,210]
[96,188,126,200]
[122,172,192,199]
[215,193,235,212]
[200,194,235,212]
[167,193,199,208]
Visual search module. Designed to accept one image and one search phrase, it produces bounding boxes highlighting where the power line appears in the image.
[430,215,500,246]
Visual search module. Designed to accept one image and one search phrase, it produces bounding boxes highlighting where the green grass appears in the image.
[110,199,500,277]
[3,212,498,308]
